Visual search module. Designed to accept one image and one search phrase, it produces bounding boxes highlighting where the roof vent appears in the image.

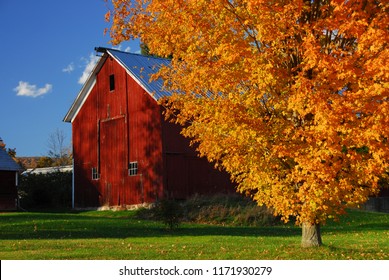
[95,47,108,54]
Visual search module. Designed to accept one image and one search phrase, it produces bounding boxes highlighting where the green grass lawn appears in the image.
[0,209,388,260]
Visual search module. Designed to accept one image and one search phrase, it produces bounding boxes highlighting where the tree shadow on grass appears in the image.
[0,211,300,240]
[0,210,387,241]
[322,210,389,233]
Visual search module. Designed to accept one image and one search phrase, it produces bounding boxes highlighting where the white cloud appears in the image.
[112,45,130,52]
[14,81,52,98]
[78,53,99,84]
[62,63,75,73]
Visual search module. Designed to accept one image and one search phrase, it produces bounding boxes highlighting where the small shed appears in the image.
[64,47,234,208]
[0,147,23,210]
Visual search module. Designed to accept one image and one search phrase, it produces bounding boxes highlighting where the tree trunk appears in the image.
[301,222,322,247]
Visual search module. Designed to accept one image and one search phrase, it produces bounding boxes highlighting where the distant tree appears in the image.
[17,157,40,169]
[47,128,72,166]
[7,148,17,158]
[107,0,389,247]
[36,156,54,168]
[0,137,17,158]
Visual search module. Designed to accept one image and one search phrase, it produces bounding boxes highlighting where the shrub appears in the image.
[18,171,72,209]
[183,194,279,226]
[136,194,279,227]
[154,199,184,230]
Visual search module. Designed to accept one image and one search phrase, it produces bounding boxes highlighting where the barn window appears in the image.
[92,167,100,180]
[109,74,115,91]
[128,161,138,176]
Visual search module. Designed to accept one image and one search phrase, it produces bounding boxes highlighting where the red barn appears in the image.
[0,142,23,210]
[64,47,233,208]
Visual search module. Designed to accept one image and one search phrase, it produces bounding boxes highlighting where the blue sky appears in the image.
[0,0,140,156]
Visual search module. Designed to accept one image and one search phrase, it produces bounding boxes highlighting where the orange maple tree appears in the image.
[106,0,388,247]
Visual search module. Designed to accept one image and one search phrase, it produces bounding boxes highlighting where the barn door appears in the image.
[100,116,126,206]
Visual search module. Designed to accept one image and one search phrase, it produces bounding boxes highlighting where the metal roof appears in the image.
[22,165,72,175]
[107,49,172,100]
[0,148,23,171]
[63,48,171,123]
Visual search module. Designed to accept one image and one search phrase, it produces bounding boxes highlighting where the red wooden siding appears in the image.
[100,116,126,205]
[162,121,232,199]
[72,53,234,208]
[73,55,165,207]
[0,171,17,210]
[126,73,165,203]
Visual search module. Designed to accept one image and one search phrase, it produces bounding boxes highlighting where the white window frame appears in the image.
[92,167,100,180]
[128,161,138,176]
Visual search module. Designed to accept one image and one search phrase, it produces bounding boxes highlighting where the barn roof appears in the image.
[22,165,72,175]
[63,47,171,123]
[0,148,23,171]
[107,48,171,100]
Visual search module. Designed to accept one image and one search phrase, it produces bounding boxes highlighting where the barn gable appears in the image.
[64,48,170,123]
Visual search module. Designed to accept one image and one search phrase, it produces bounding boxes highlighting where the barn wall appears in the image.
[96,56,128,206]
[73,55,164,207]
[72,83,100,207]
[125,72,164,203]
[162,121,234,199]
[0,171,17,210]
